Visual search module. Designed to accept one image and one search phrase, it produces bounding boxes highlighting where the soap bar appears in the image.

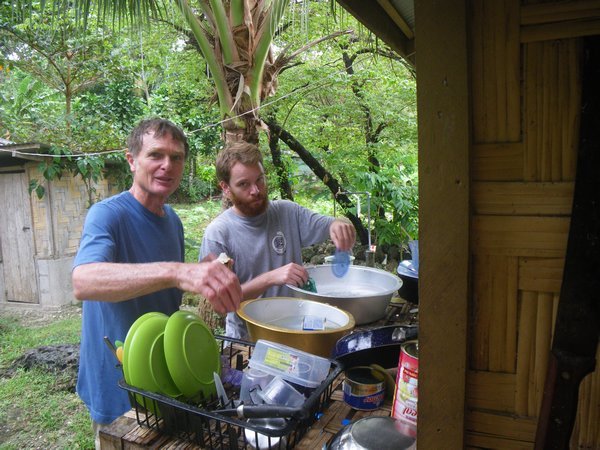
[303,315,325,330]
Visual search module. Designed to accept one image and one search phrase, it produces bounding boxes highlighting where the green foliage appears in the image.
[265,3,419,245]
[3,1,419,239]
[173,201,223,262]
[26,145,126,207]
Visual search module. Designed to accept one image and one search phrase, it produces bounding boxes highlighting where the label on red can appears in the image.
[392,341,418,424]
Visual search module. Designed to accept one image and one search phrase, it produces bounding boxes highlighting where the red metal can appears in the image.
[392,340,418,426]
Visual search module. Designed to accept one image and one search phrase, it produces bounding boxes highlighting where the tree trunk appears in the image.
[265,117,369,245]
[267,115,294,200]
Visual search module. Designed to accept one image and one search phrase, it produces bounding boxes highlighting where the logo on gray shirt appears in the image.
[272,231,287,254]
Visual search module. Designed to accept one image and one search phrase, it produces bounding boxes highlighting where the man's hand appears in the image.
[177,256,242,315]
[330,219,356,252]
[268,262,309,287]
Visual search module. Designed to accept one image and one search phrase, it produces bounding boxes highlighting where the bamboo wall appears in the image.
[467,0,600,448]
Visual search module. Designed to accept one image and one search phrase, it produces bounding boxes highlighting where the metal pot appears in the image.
[326,416,416,450]
[332,324,418,368]
[286,265,402,325]
[396,262,418,304]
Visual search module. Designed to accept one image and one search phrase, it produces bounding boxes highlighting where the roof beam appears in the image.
[336,0,416,66]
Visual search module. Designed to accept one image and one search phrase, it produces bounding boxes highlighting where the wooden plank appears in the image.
[472,143,524,181]
[466,431,534,450]
[465,410,538,442]
[490,255,517,372]
[518,257,564,293]
[532,292,553,416]
[376,0,414,39]
[515,291,537,416]
[564,40,582,180]
[470,0,520,142]
[470,0,487,141]
[0,172,39,303]
[471,216,569,257]
[488,255,506,372]
[524,40,582,182]
[524,42,541,181]
[521,0,600,25]
[504,0,521,141]
[99,415,138,450]
[472,181,574,216]
[470,254,518,372]
[522,19,600,43]
[467,371,516,412]
[471,254,492,370]
[415,0,469,448]
[570,345,600,449]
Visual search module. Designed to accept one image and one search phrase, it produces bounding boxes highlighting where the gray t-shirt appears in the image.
[199,199,334,339]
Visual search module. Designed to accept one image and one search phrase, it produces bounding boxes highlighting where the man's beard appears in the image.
[230,190,269,217]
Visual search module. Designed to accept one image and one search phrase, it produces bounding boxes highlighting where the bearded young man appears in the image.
[199,141,355,340]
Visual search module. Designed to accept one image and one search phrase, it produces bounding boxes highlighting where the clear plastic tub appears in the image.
[239,368,273,405]
[248,339,331,389]
[258,376,306,407]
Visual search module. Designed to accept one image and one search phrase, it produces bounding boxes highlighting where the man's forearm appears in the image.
[241,272,274,301]
[72,262,181,302]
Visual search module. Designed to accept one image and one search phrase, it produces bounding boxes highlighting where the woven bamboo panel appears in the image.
[466,409,537,442]
[472,143,524,181]
[471,216,569,257]
[471,181,574,216]
[523,39,581,182]
[518,257,564,293]
[467,371,516,412]
[470,0,521,143]
[466,432,536,450]
[467,2,599,449]
[471,254,518,372]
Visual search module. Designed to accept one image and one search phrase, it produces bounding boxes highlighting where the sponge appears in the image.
[301,277,317,293]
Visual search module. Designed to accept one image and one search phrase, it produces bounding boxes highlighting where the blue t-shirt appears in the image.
[73,191,183,424]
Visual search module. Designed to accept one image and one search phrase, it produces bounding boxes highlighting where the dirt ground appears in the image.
[0,303,83,326]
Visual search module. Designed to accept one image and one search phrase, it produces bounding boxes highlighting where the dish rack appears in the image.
[119,336,343,449]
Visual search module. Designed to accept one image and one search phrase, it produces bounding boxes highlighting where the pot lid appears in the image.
[397,260,418,278]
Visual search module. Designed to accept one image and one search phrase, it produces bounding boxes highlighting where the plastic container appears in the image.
[248,339,331,389]
[258,376,306,407]
[239,368,273,405]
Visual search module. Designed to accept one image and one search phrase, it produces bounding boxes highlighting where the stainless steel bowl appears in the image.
[286,265,402,325]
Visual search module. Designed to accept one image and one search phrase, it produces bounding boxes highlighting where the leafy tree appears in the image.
[0,7,117,136]
[7,1,420,247]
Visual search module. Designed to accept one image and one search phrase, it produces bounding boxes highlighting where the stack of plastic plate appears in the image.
[123,310,220,405]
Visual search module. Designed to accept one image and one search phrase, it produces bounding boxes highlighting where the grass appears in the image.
[0,311,93,450]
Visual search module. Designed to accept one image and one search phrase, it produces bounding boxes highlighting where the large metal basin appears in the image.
[286,265,402,325]
[237,297,355,357]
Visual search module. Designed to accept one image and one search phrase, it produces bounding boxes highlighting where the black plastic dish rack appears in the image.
[119,336,343,450]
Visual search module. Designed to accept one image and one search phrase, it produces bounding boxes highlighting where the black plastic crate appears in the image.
[119,336,343,449]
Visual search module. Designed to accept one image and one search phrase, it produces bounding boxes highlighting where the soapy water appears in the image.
[318,284,387,297]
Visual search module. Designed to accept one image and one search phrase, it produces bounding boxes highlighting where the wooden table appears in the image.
[100,299,415,449]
